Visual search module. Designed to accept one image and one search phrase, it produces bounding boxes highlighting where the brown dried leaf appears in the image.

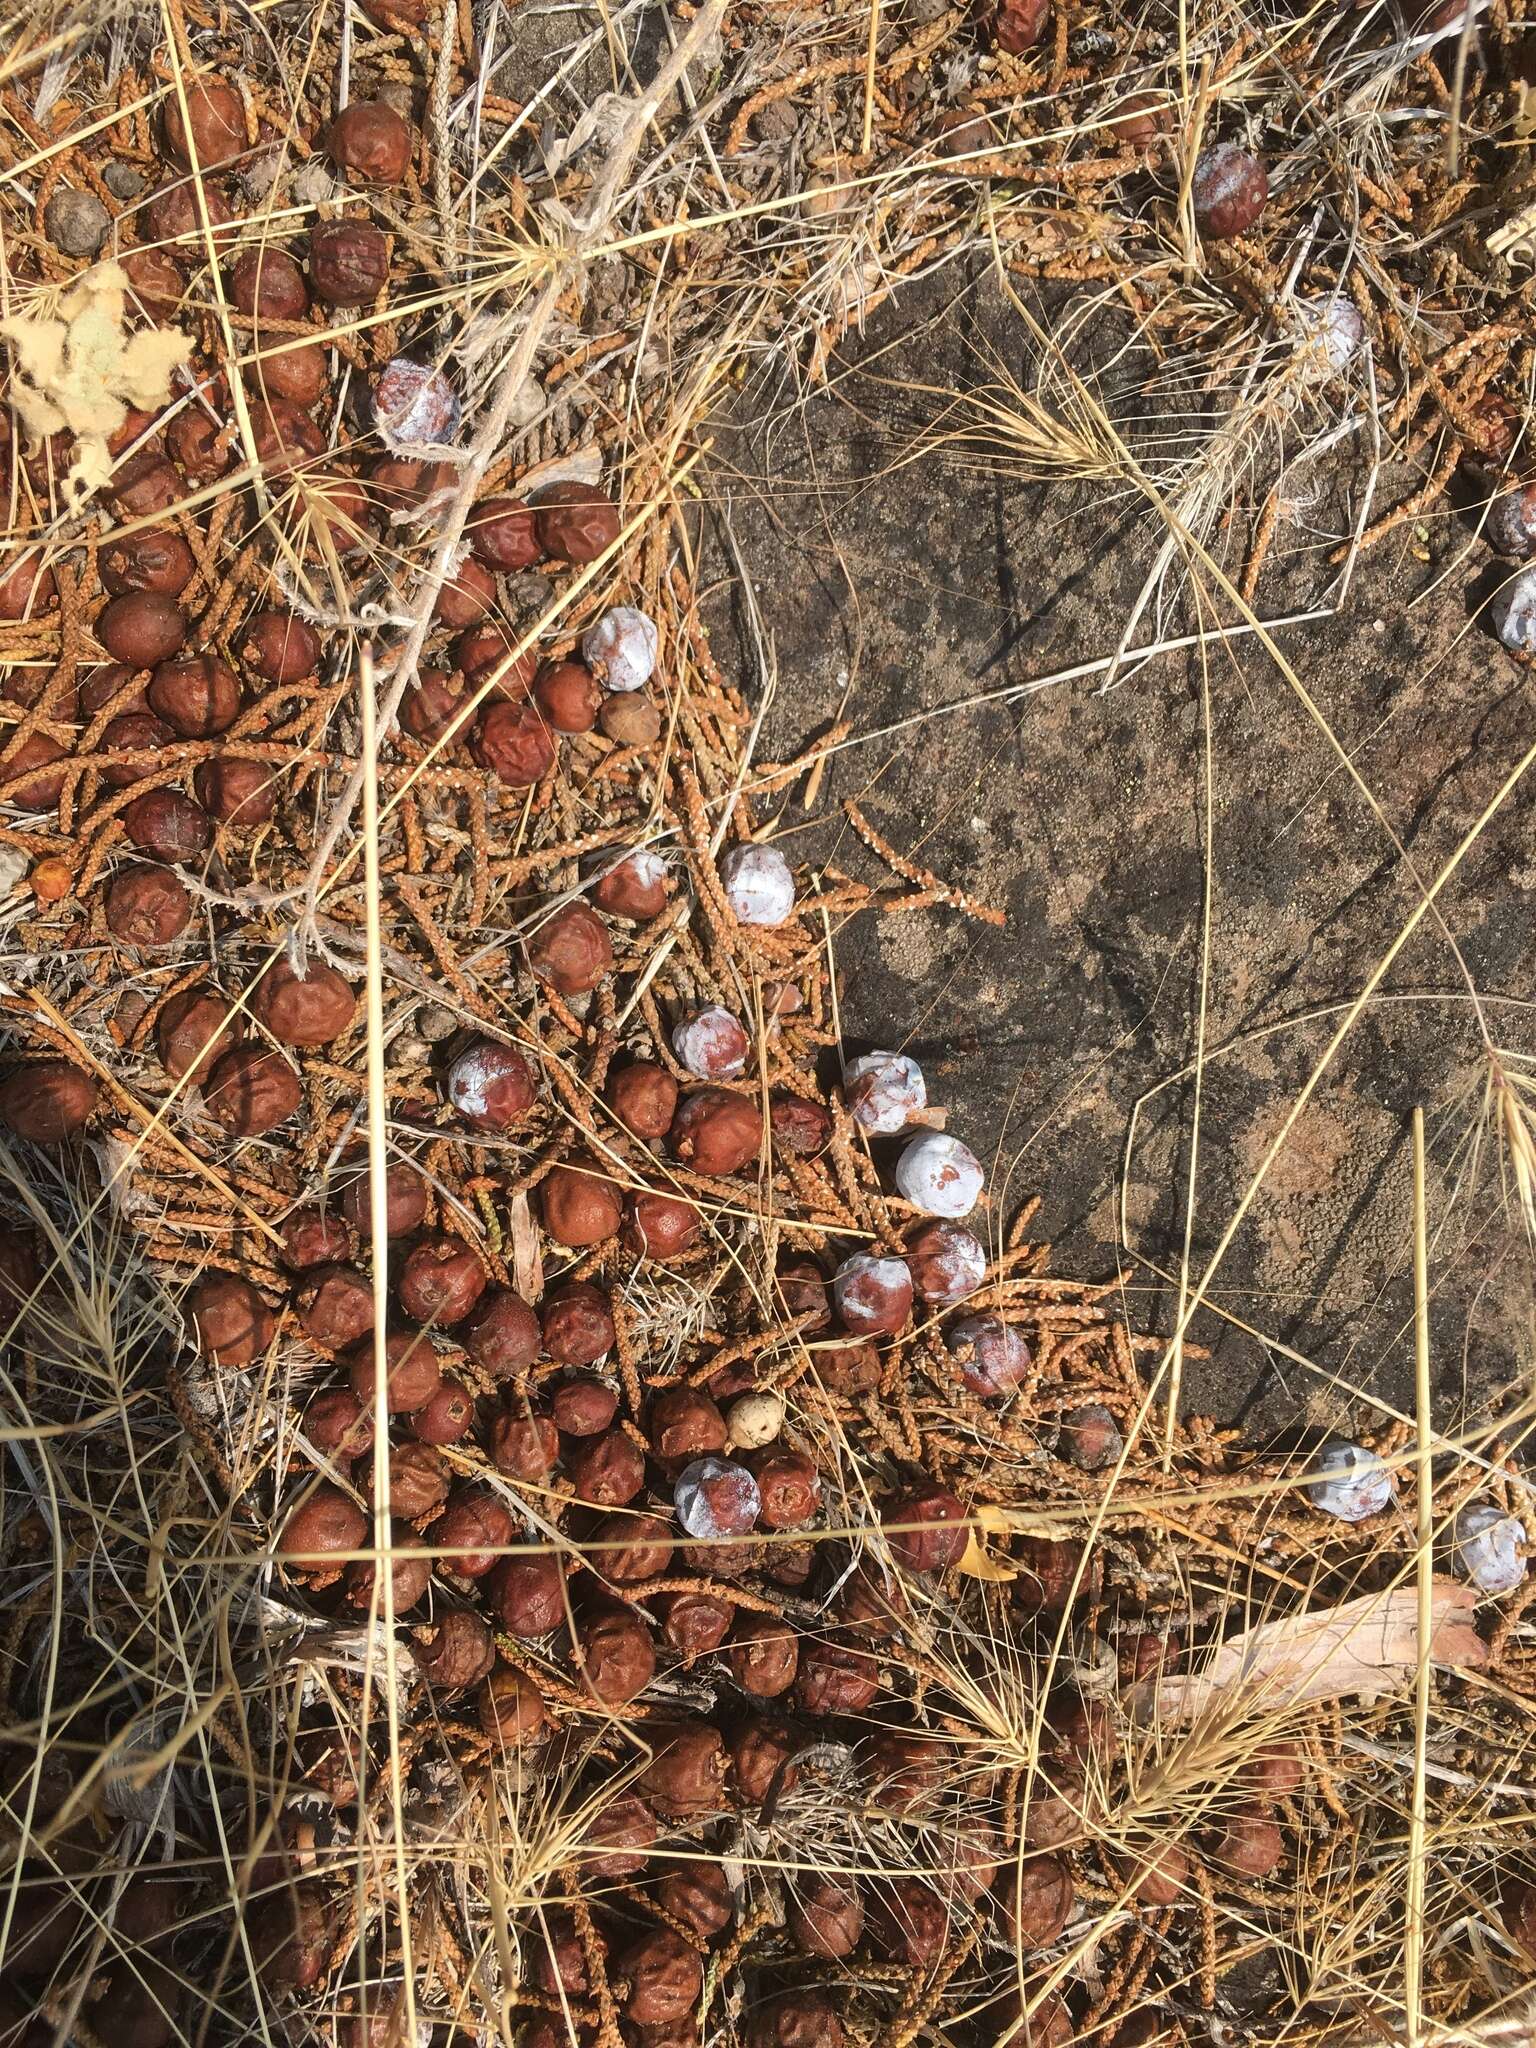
[1132,1579,1487,1722]
[508,1189,543,1306]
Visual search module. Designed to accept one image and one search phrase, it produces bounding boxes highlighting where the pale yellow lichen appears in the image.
[0,262,191,506]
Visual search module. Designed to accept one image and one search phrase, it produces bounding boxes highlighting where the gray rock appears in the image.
[44,188,109,258]
[102,161,144,201]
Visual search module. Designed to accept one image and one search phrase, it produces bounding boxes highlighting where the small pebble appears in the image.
[103,162,145,200]
[44,188,109,258]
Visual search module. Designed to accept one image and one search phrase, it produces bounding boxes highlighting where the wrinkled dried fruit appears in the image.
[122,788,212,862]
[492,1551,568,1637]
[589,1511,673,1585]
[669,1089,762,1176]
[446,1037,536,1132]
[239,610,319,683]
[1191,143,1268,240]
[788,1875,863,1958]
[489,1405,559,1479]
[308,218,391,304]
[186,1271,274,1368]
[593,847,668,921]
[409,1375,477,1445]
[302,1387,373,1458]
[581,1790,658,1878]
[719,843,795,927]
[675,1455,760,1539]
[413,1608,495,1689]
[344,1528,431,1611]
[434,1488,513,1575]
[105,862,191,947]
[626,1189,701,1259]
[660,1589,734,1658]
[101,529,196,599]
[375,1439,450,1518]
[794,1639,880,1715]
[729,1718,799,1807]
[203,1043,303,1135]
[649,1385,727,1465]
[568,1428,646,1506]
[328,100,413,184]
[534,658,602,733]
[295,1263,375,1349]
[462,1286,542,1378]
[639,1722,729,1816]
[750,1448,821,1530]
[727,1613,798,1697]
[1015,1536,1089,1615]
[338,1162,427,1237]
[163,77,246,167]
[1208,1807,1283,1880]
[1119,1840,1189,1908]
[658,1859,733,1937]
[608,1059,678,1138]
[673,1005,748,1080]
[747,1993,843,2048]
[229,246,307,319]
[248,1883,335,1991]
[346,1326,442,1415]
[873,1879,949,1968]
[994,1853,1073,1946]
[769,1092,832,1157]
[280,1485,367,1574]
[398,1233,486,1326]
[550,1373,619,1436]
[250,959,357,1047]
[619,1927,701,2025]
[542,1157,623,1245]
[535,481,621,563]
[98,592,186,667]
[946,1313,1030,1396]
[472,700,556,785]
[478,1664,548,1745]
[844,1050,925,1134]
[574,1602,657,1704]
[156,988,236,1083]
[906,1221,986,1306]
[529,902,613,995]
[468,496,541,570]
[194,754,278,826]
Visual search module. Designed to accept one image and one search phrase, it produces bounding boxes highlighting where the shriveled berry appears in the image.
[100,529,195,599]
[994,1853,1073,1946]
[673,1005,748,1079]
[492,1551,568,1637]
[445,1037,536,1132]
[156,988,236,1082]
[729,1719,800,1808]
[374,1439,450,1518]
[788,1876,862,1958]
[661,1590,733,1658]
[328,101,413,185]
[770,1093,833,1157]
[541,1283,614,1365]
[374,358,459,448]
[675,1455,760,1538]
[574,1602,657,1704]
[1208,1807,1284,1880]
[104,862,190,947]
[794,1639,880,1715]
[669,1089,762,1176]
[433,556,494,627]
[250,959,356,1046]
[489,1405,559,1479]
[588,1511,673,1585]
[593,847,669,921]
[229,246,307,319]
[122,788,212,862]
[399,668,474,746]
[195,755,278,826]
[895,1132,984,1217]
[1191,143,1268,240]
[607,1059,677,1138]
[638,1721,729,1816]
[433,1488,514,1575]
[346,1326,442,1415]
[338,1161,427,1237]
[397,1233,486,1326]
[302,1387,373,1458]
[472,700,556,785]
[294,1263,375,1349]
[413,1608,495,1690]
[882,1484,967,1573]
[719,843,795,926]
[833,1253,913,1337]
[542,1157,623,1246]
[478,1664,547,1746]
[625,1190,701,1259]
[239,610,319,683]
[649,1385,727,1465]
[529,902,612,995]
[906,1221,986,1305]
[567,1428,646,1506]
[308,219,390,304]
[727,1613,799,1697]
[534,480,621,563]
[468,496,541,570]
[163,77,246,168]
[148,654,241,737]
[750,1448,821,1530]
[204,1043,301,1135]
[658,1860,733,1938]
[550,1374,618,1436]
[97,592,186,667]
[187,1272,273,1367]
[534,659,601,733]
[280,1485,366,1575]
[343,1529,431,1611]
[462,1286,541,1378]
[618,1928,701,2026]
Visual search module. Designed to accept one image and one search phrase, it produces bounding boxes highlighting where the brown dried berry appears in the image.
[433,556,496,628]
[1,733,67,807]
[97,592,186,667]
[747,1994,842,2048]
[599,692,661,746]
[147,654,241,738]
[669,1089,762,1177]
[542,1157,623,1246]
[994,1853,1073,1946]
[542,1286,615,1367]
[1502,1878,1536,1958]
[163,77,245,168]
[457,623,534,688]
[280,1485,367,1575]
[338,1161,427,1237]
[837,1560,908,1637]
[626,1191,701,1260]
[529,902,613,995]
[144,177,236,254]
[619,1927,701,2026]
[582,1790,658,1879]
[229,246,308,319]
[445,1037,537,1132]
[413,1608,495,1690]
[1047,1693,1115,1769]
[82,663,146,717]
[535,481,622,564]
[490,1405,559,1479]
[246,340,329,407]
[770,1093,833,1158]
[122,788,212,862]
[593,848,669,921]
[906,1221,987,1306]
[873,1881,948,1968]
[649,1386,727,1466]
[862,1731,948,1809]
[729,1718,799,1808]
[308,219,390,304]
[204,1043,302,1135]
[249,398,326,473]
[167,406,233,485]
[1119,1840,1188,1908]
[491,1551,567,1637]
[530,658,599,734]
[477,1664,547,1746]
[535,1913,600,1995]
[343,1529,431,1611]
[195,755,278,826]
[589,1511,673,1585]
[1191,144,1268,240]
[575,1602,657,1704]
[795,1640,880,1715]
[433,1488,514,1576]
[156,988,236,1083]
[883,1484,967,1573]
[750,1449,821,1530]
[373,1439,450,1518]
[123,249,186,322]
[567,1429,646,1506]
[468,495,542,570]
[608,1060,678,1139]
[105,862,190,947]
[328,101,412,184]
[408,1375,477,1445]
[788,1877,863,1958]
[301,1387,373,1458]
[981,0,1048,52]
[660,1590,734,1659]
[100,529,196,599]
[398,1233,486,1326]
[187,1272,274,1368]
[111,450,183,519]
[1208,1807,1283,1880]
[776,1261,831,1333]
[0,551,55,620]
[239,610,320,683]
[471,701,556,785]
[399,669,474,746]
[1015,1536,1091,1616]
[462,1286,542,1378]
[658,1860,733,1938]
[248,1883,335,1991]
[639,1721,729,1816]
[295,1263,375,1349]
[346,1326,442,1415]
[1244,1741,1304,1802]
[727,1614,799,1698]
